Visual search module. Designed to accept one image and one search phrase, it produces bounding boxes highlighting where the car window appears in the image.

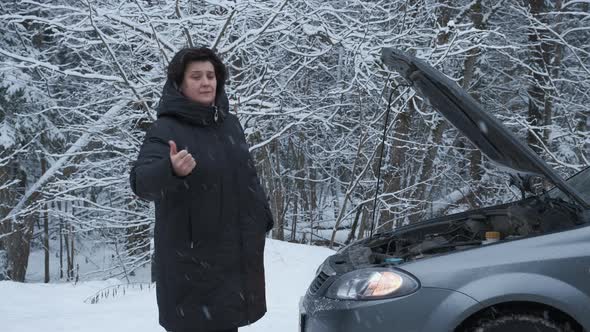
[547,167,590,203]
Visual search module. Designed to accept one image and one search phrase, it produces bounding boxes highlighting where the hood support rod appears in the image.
[370,85,397,238]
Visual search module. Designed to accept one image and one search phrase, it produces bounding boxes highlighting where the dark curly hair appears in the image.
[167,47,227,93]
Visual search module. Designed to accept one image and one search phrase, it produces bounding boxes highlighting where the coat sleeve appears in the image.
[236,118,275,232]
[247,157,275,233]
[129,121,186,201]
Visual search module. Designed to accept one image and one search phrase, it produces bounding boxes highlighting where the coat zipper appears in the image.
[213,106,219,123]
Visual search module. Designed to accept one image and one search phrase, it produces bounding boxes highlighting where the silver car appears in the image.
[299,48,590,332]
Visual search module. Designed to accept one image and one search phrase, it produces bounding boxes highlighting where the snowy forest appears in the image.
[0,0,589,283]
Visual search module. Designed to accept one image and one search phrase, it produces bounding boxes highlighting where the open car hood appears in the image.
[381,48,589,209]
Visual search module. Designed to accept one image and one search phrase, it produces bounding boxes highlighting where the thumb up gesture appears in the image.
[169,140,196,177]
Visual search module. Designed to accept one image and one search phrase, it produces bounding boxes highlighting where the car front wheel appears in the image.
[463,311,578,332]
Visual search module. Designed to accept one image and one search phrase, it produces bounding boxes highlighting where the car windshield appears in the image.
[547,167,590,204]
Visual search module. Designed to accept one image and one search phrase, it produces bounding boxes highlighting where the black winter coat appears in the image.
[130,81,274,332]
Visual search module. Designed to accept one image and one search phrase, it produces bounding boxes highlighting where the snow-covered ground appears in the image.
[0,239,334,332]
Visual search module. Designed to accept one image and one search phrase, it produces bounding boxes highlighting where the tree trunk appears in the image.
[44,208,49,283]
[267,141,284,241]
[0,162,16,280]
[69,222,74,280]
[345,205,363,245]
[356,206,370,240]
[62,201,74,281]
[330,169,340,227]
[4,214,35,282]
[286,138,299,242]
[545,0,562,143]
[527,0,551,154]
[463,1,486,207]
[576,113,588,161]
[295,146,311,243]
[291,197,298,242]
[379,97,413,231]
[0,163,36,282]
[409,0,454,222]
[436,0,453,45]
[59,211,63,279]
[410,118,445,223]
[64,222,70,280]
[42,157,49,283]
[274,140,285,240]
[308,161,318,244]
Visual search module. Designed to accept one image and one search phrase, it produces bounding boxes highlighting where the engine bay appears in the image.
[340,195,586,269]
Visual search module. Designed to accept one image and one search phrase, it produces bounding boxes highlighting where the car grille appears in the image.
[309,271,330,294]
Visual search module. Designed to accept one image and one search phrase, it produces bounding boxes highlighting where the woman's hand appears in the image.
[169,140,196,177]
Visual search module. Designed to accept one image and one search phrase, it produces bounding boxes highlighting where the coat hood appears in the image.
[381,47,589,209]
[156,79,230,126]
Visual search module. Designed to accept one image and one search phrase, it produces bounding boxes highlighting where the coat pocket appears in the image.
[175,249,207,281]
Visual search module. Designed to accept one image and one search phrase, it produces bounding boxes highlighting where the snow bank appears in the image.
[0,239,334,332]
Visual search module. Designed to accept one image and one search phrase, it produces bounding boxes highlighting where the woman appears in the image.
[130,47,274,332]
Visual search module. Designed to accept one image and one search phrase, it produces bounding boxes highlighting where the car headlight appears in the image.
[325,268,419,300]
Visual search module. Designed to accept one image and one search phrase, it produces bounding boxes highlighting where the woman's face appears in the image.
[180,61,217,106]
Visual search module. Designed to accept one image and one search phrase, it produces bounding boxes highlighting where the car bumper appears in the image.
[299,287,481,332]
